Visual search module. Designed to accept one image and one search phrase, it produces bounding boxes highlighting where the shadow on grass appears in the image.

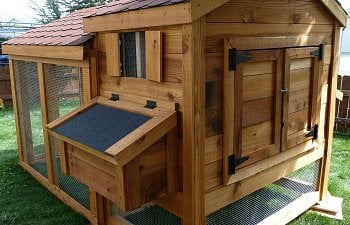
[0,150,88,225]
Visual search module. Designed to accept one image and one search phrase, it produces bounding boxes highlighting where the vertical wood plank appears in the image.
[37,62,56,184]
[233,65,243,158]
[123,158,141,210]
[146,31,163,82]
[166,128,179,194]
[82,67,91,103]
[223,39,234,184]
[274,52,283,151]
[58,140,68,174]
[91,34,99,98]
[182,18,206,225]
[106,33,121,77]
[281,50,291,151]
[8,59,24,162]
[319,23,341,200]
[115,166,127,211]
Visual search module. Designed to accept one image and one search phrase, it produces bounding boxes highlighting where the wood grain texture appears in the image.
[146,31,163,82]
[105,33,120,77]
[182,18,206,225]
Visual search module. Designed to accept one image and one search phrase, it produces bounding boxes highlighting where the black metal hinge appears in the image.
[109,93,120,101]
[310,44,324,60]
[229,48,252,71]
[228,154,250,175]
[145,100,157,109]
[305,124,319,140]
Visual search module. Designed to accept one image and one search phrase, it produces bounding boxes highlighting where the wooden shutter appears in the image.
[282,47,323,151]
[223,40,284,184]
[145,31,162,82]
[105,33,121,76]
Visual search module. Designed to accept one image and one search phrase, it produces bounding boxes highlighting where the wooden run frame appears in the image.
[8,57,98,224]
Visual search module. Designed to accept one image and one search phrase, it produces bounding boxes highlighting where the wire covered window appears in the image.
[120,32,146,78]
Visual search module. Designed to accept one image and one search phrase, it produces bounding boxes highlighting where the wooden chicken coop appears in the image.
[2,0,348,224]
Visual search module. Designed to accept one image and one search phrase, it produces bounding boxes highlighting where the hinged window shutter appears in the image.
[105,33,121,76]
[145,31,162,82]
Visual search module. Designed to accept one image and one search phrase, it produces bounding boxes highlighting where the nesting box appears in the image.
[2,0,347,225]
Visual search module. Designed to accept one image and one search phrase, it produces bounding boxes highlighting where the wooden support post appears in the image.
[82,66,91,104]
[8,59,24,162]
[37,62,56,184]
[90,37,99,98]
[182,18,206,225]
[319,22,341,200]
[166,128,179,194]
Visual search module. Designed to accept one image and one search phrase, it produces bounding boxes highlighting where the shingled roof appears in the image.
[3,7,96,46]
[3,0,188,46]
[86,0,188,17]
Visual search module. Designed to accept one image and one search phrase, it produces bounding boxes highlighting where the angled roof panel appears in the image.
[2,7,96,46]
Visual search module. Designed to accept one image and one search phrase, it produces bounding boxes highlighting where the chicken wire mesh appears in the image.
[121,32,146,78]
[13,60,47,177]
[43,64,90,209]
[115,159,321,225]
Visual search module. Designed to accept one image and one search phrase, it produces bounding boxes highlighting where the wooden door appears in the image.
[223,43,323,185]
[223,40,284,184]
[282,47,323,151]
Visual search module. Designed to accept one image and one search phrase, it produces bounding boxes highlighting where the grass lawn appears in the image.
[0,106,349,225]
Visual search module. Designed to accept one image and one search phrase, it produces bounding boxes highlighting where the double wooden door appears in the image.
[223,40,323,184]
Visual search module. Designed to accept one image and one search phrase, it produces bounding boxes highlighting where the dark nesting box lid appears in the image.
[54,104,151,152]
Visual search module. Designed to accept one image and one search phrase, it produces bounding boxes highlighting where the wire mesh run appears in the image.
[115,160,321,225]
[13,60,47,177]
[43,64,90,209]
[207,160,321,225]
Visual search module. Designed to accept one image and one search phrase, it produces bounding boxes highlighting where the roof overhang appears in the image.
[2,45,85,61]
[83,0,347,33]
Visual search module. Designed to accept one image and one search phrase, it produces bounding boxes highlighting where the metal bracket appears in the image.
[228,154,250,175]
[144,100,157,109]
[305,124,319,140]
[109,93,120,101]
[310,44,324,60]
[229,48,252,71]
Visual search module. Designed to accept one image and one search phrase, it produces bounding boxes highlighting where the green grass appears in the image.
[0,105,349,225]
[0,107,88,225]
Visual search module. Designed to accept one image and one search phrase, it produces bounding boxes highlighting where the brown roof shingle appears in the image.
[3,7,96,46]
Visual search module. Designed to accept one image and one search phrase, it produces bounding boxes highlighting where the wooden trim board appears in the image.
[3,45,85,61]
[83,3,191,32]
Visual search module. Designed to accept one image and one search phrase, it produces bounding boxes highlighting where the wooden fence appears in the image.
[335,75,350,132]
[0,64,12,107]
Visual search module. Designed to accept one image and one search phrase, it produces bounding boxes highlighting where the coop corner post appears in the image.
[182,17,206,225]
[319,21,341,201]
[8,59,24,162]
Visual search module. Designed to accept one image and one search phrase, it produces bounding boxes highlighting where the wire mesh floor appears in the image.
[121,160,320,225]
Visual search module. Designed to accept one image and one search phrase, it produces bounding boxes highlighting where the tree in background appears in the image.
[30,0,62,24]
[31,0,113,24]
[61,0,113,13]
